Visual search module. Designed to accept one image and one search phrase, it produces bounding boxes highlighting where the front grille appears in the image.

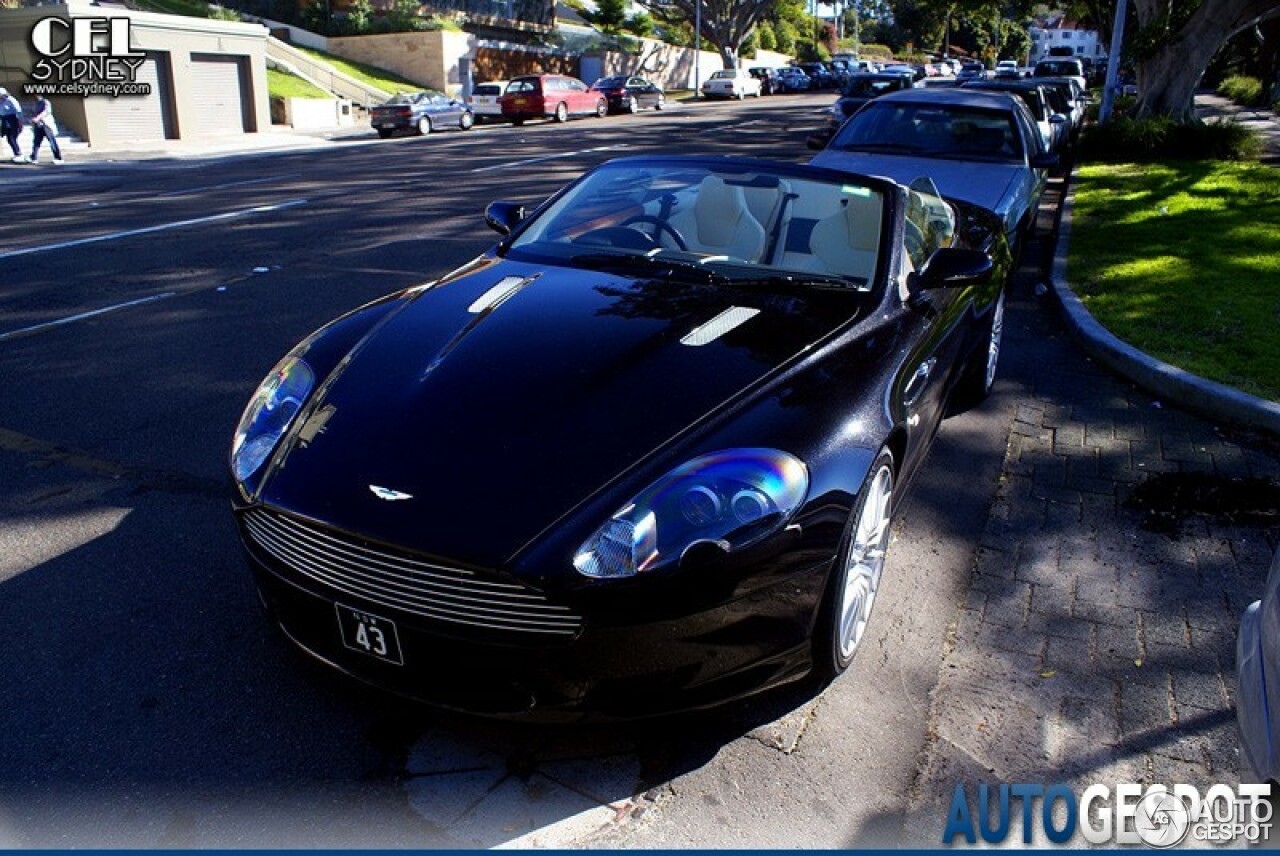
[241,508,582,637]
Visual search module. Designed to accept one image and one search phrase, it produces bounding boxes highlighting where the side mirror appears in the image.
[1049,113,1068,124]
[910,248,993,290]
[806,133,828,151]
[485,201,526,236]
[1030,152,1059,169]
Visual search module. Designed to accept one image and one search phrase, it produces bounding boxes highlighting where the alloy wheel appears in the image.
[417,116,431,135]
[984,289,1006,393]
[837,462,893,661]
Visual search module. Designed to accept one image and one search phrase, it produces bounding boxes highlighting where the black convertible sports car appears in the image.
[230,156,1010,718]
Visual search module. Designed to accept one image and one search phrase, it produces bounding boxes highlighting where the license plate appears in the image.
[335,603,403,665]
[377,122,396,128]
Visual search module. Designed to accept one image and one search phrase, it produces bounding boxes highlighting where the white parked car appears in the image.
[701,68,762,99]
[468,80,507,121]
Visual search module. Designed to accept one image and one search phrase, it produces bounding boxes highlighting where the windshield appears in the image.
[830,101,1023,162]
[505,162,891,290]
[843,77,901,97]
[1036,61,1080,76]
[382,94,417,105]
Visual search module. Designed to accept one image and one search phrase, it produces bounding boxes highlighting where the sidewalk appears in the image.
[900,193,1280,844]
[1196,91,1280,159]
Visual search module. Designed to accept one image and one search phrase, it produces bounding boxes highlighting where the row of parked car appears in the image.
[805,65,1090,262]
[371,73,668,137]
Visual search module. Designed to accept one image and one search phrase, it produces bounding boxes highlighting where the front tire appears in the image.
[953,288,1006,410]
[815,448,895,679]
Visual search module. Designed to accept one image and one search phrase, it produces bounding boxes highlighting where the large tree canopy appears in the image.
[641,0,774,67]
[1131,0,1280,120]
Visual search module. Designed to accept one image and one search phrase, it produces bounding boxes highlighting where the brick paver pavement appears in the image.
[903,260,1280,845]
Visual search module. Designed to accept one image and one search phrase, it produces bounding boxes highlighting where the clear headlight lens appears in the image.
[573,449,808,579]
[231,356,315,483]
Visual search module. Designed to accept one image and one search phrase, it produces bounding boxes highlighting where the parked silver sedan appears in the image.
[809,88,1055,256]
[1238,547,1280,783]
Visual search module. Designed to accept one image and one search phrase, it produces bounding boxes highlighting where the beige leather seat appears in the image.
[666,176,768,261]
[792,191,883,283]
[741,179,793,265]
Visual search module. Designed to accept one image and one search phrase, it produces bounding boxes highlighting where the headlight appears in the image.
[231,355,315,483]
[573,449,808,579]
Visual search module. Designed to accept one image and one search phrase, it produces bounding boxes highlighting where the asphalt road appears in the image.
[0,94,1027,847]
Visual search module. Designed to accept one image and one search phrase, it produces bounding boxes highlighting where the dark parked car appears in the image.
[1238,547,1280,783]
[370,91,474,138]
[797,62,837,89]
[774,67,812,92]
[962,79,1071,152]
[810,88,1056,256]
[591,75,665,113]
[808,72,917,148]
[230,156,1010,718]
[955,62,987,83]
[500,74,607,125]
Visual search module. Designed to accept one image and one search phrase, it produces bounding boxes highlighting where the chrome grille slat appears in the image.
[248,512,552,603]
[243,508,582,636]
[243,520,577,625]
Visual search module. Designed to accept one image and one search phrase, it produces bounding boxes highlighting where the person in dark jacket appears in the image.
[27,96,63,165]
[0,88,22,162]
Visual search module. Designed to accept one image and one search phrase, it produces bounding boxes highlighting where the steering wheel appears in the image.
[619,214,688,251]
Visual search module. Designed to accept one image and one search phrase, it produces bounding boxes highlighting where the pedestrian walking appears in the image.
[0,87,22,162]
[27,96,63,165]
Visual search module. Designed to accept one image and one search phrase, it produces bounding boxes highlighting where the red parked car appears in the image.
[499,74,608,125]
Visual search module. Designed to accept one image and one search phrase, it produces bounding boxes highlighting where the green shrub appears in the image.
[1078,116,1261,162]
[1218,75,1264,107]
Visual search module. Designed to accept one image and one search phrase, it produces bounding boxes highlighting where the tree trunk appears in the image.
[1131,0,1280,121]
[719,44,738,68]
[1133,37,1220,121]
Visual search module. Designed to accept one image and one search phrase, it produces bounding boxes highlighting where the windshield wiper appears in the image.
[729,272,867,292]
[568,252,729,284]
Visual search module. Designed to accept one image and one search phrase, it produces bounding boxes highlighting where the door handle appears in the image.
[903,357,936,406]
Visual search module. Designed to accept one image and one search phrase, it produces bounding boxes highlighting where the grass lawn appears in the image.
[133,0,217,16]
[293,46,417,96]
[268,67,330,100]
[1069,161,1280,401]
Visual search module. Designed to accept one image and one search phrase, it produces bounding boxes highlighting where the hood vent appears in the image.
[680,306,761,347]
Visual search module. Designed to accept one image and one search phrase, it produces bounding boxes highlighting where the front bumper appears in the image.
[237,506,828,719]
[1237,600,1277,782]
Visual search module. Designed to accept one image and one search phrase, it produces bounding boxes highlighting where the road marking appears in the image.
[0,199,310,260]
[697,119,764,135]
[155,175,296,197]
[0,292,178,343]
[469,145,627,173]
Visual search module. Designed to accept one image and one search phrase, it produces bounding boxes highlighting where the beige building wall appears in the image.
[327,29,472,96]
[596,38,793,91]
[0,1,270,147]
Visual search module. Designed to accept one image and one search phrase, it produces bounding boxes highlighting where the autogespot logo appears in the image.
[24,17,151,98]
[942,782,1273,847]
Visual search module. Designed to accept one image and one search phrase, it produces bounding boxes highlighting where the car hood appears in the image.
[259,257,858,569]
[809,150,1019,214]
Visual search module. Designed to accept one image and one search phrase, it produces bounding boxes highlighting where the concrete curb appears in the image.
[1050,185,1280,438]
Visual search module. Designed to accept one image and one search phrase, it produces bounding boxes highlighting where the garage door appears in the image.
[105,54,174,142]
[190,54,249,136]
